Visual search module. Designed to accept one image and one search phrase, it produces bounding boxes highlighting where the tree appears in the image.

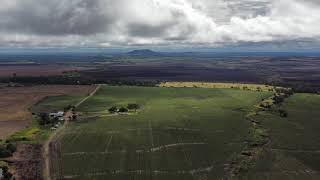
[119,107,128,113]
[108,106,118,113]
[0,147,11,158]
[64,105,73,112]
[6,143,16,153]
[38,112,49,125]
[0,143,15,158]
[127,103,140,112]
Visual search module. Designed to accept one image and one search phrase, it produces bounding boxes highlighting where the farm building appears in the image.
[49,111,64,118]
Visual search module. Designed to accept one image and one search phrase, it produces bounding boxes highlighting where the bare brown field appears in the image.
[0,65,89,77]
[0,120,28,140]
[0,85,96,139]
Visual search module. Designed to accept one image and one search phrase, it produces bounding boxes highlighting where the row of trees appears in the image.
[1,75,160,87]
[108,103,140,113]
[258,88,293,118]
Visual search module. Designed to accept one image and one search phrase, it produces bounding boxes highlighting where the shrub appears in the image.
[119,107,129,113]
[6,143,16,153]
[0,145,12,158]
[38,112,50,125]
[108,106,118,113]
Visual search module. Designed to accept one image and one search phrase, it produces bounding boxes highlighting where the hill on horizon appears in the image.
[127,49,161,56]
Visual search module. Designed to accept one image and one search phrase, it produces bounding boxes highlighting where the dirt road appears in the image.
[42,84,101,180]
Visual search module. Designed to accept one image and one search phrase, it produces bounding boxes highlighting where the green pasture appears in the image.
[51,85,271,179]
[243,93,320,180]
[31,95,84,113]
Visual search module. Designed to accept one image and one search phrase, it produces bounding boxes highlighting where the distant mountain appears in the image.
[127,49,161,56]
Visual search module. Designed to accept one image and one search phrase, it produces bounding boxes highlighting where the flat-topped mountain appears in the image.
[127,49,161,56]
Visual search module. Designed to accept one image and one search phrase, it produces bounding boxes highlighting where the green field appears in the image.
[31,95,84,113]
[242,93,320,180]
[50,85,271,179]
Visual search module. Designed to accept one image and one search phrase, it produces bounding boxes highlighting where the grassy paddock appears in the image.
[31,95,84,113]
[243,93,320,179]
[159,82,275,92]
[51,85,271,179]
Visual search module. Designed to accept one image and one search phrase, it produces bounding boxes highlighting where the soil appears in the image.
[0,121,28,140]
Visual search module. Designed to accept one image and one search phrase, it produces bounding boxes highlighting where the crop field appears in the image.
[242,93,320,179]
[51,85,271,179]
[159,82,275,92]
[31,95,85,114]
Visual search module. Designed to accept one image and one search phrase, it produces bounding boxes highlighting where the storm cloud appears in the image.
[0,0,319,47]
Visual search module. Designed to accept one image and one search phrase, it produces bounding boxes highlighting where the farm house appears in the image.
[49,111,64,118]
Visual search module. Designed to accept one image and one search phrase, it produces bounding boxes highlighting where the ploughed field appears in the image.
[51,85,271,179]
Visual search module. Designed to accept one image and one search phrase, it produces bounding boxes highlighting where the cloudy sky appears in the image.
[0,0,320,49]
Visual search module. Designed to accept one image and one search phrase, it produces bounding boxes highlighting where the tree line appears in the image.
[0,75,160,87]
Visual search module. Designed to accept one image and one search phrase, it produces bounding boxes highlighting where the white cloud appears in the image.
[0,0,319,47]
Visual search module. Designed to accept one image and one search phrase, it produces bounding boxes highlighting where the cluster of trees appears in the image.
[37,105,77,126]
[258,88,293,118]
[38,112,64,126]
[1,76,93,85]
[273,88,294,105]
[38,113,51,126]
[101,80,159,87]
[0,143,16,158]
[108,103,140,113]
[64,105,75,113]
[108,106,128,113]
[271,81,320,94]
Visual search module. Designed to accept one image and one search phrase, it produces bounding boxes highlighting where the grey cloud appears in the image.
[0,0,114,35]
[127,23,173,38]
[0,0,319,47]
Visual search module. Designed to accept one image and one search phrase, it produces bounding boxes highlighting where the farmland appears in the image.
[0,64,90,77]
[0,85,96,139]
[242,93,320,179]
[159,82,275,92]
[1,55,320,92]
[50,85,271,179]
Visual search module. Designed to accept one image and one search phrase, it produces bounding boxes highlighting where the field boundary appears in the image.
[226,88,293,177]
